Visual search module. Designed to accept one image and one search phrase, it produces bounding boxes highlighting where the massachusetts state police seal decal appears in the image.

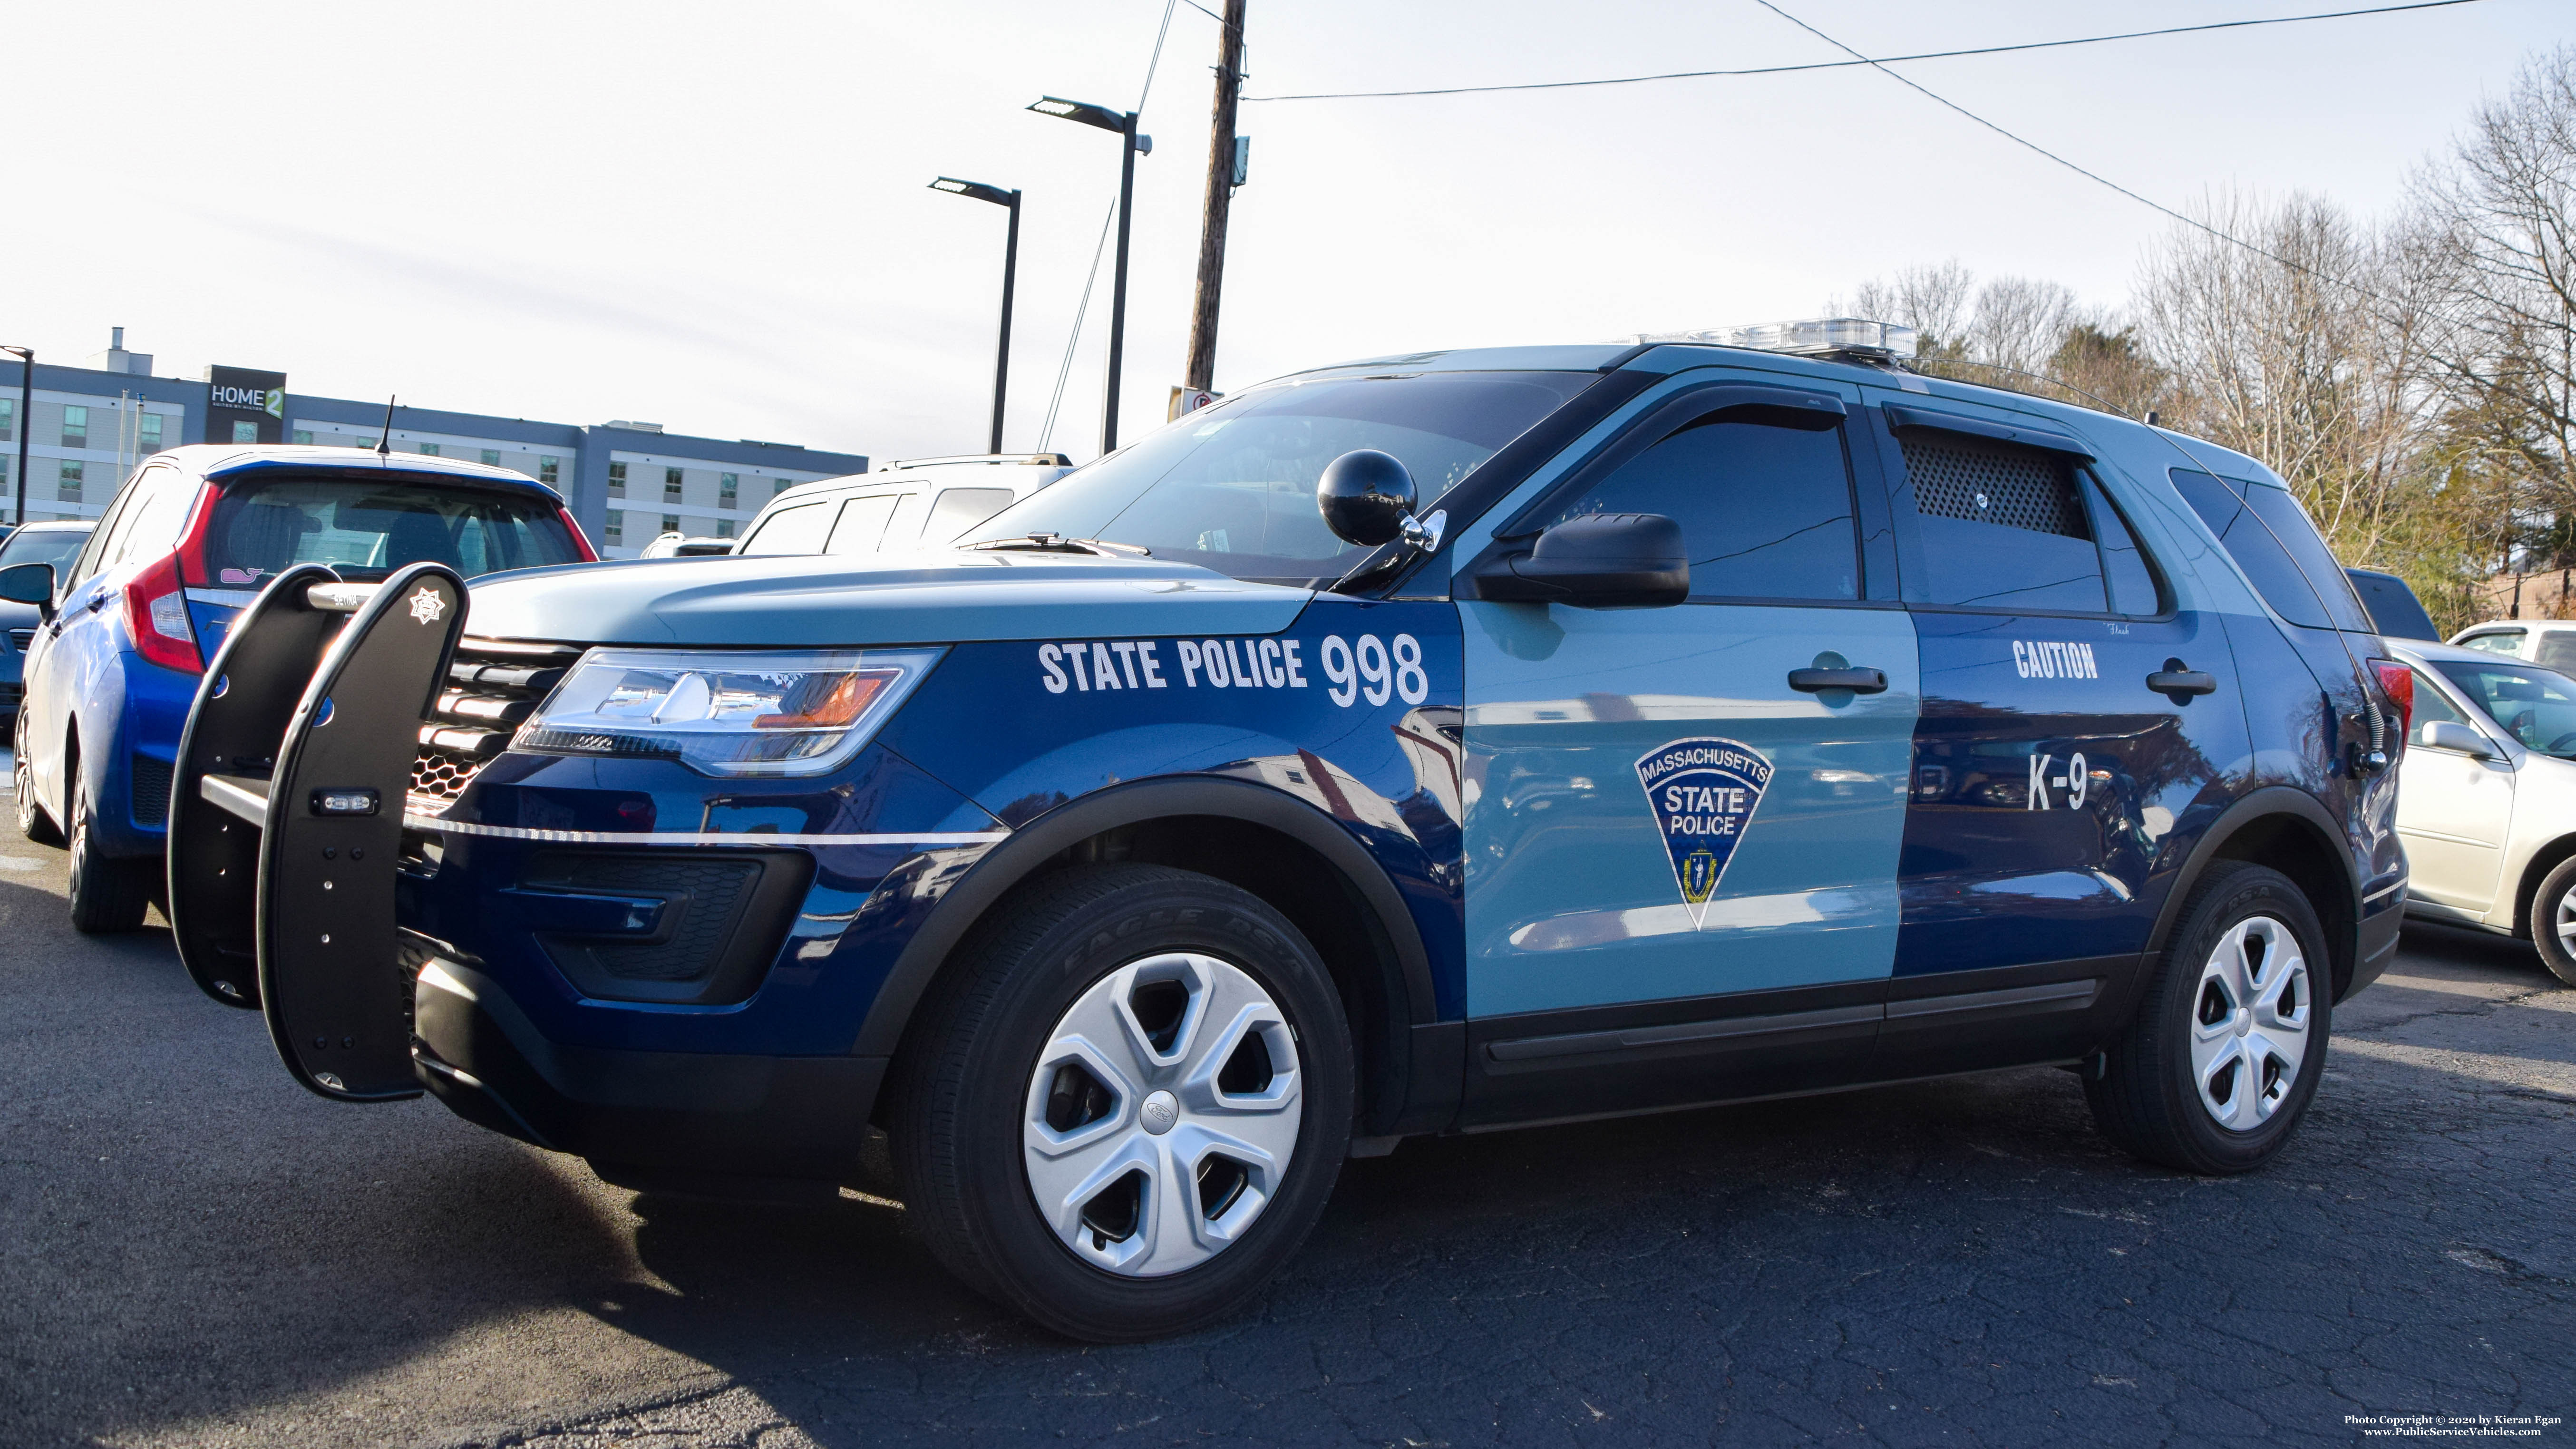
[1634,737,1774,926]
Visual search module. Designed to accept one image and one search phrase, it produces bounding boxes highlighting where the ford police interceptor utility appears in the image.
[147,320,2409,1341]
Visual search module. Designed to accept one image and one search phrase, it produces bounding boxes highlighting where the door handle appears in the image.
[1788,667,1887,694]
[2147,661,2217,700]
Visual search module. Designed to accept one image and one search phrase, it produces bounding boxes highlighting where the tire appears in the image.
[14,713,60,846]
[66,757,151,934]
[2086,861,2332,1174]
[889,863,1353,1342]
[2530,854,2576,988]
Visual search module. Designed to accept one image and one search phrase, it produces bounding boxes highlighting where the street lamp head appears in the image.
[930,177,1018,208]
[1029,96,1129,134]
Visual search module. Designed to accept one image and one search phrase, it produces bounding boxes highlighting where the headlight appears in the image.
[516,647,942,777]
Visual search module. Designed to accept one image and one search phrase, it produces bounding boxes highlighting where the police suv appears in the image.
[160,321,2408,1341]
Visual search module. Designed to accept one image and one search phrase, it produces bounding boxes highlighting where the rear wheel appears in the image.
[66,757,151,934]
[890,863,1352,1342]
[14,713,60,845]
[2086,862,2330,1174]
[2530,855,2576,988]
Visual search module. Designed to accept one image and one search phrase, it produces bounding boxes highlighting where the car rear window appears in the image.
[2171,469,2372,631]
[194,474,579,586]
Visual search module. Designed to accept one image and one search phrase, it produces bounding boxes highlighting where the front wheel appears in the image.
[2530,854,2576,988]
[2086,862,2331,1174]
[890,863,1353,1342]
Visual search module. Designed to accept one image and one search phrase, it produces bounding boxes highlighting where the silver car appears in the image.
[2391,638,2576,983]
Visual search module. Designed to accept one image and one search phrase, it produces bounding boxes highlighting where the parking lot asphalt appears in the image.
[3,775,2571,1448]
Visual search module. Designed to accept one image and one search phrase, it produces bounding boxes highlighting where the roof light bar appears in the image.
[1633,317,1918,363]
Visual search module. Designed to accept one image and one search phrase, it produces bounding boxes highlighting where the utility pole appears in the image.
[1184,0,1247,394]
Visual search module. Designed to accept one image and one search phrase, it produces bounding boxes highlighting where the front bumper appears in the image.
[413,956,885,1181]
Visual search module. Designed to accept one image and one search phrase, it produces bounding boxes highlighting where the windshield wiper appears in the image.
[968,533,1151,558]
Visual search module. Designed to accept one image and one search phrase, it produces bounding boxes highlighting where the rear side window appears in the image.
[2537,632,2576,673]
[2170,469,2371,631]
[2346,570,2439,641]
[1541,411,1859,601]
[195,475,579,585]
[740,501,832,555]
[113,472,203,568]
[1898,428,2108,613]
[825,494,902,554]
[2459,630,2524,656]
[924,487,1016,544]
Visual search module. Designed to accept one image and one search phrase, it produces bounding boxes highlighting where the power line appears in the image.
[1243,0,2482,102]
[1750,0,2411,315]
[1040,198,1121,452]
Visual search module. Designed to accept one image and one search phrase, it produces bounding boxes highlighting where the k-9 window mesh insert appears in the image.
[1899,432,2089,540]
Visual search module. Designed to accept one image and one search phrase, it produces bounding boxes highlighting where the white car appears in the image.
[2450,618,2576,674]
[2391,638,2576,983]
[735,453,1073,558]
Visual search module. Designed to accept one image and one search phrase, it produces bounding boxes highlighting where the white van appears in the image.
[2451,618,2576,674]
[735,453,1074,558]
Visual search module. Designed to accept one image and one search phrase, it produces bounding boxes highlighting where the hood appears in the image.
[460,547,1316,647]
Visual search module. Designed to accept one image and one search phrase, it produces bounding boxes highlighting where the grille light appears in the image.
[1633,317,1918,362]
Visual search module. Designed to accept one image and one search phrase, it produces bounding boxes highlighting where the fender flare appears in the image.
[2135,784,2360,998]
[848,775,1440,1060]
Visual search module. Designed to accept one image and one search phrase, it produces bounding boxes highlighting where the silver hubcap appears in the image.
[2190,915,2310,1131]
[1022,951,1303,1277]
[2554,882,2576,956]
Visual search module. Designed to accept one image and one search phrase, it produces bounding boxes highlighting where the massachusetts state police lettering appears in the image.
[1038,633,1428,708]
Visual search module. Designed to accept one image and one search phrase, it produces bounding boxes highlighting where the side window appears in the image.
[1898,426,2105,612]
[2170,469,2372,631]
[2408,670,2470,737]
[2536,632,2576,673]
[2460,631,2525,656]
[2084,477,2163,616]
[1543,411,1859,601]
[739,501,832,556]
[84,476,161,578]
[925,487,1016,544]
[825,494,901,554]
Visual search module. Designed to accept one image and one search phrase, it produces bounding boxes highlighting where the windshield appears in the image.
[2433,658,2576,759]
[194,475,580,586]
[962,370,1594,583]
[0,528,91,572]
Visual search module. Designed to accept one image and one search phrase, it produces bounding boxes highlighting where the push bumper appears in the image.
[412,955,884,1183]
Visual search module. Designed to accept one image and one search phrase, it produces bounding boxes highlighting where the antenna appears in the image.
[376,396,396,457]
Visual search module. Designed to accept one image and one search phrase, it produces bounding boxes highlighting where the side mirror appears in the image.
[2419,720,2498,759]
[1472,513,1689,608]
[1316,449,1442,552]
[0,561,56,620]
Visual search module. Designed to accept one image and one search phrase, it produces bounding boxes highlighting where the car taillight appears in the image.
[2371,659,2412,737]
[560,507,600,562]
[124,550,202,674]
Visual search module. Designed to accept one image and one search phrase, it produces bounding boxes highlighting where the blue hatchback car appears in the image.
[167,325,2411,1341]
[10,445,591,931]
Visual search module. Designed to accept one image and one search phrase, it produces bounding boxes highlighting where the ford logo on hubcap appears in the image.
[1141,1090,1179,1135]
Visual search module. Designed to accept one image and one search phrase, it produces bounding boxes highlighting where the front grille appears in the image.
[131,754,174,827]
[7,629,33,653]
[408,638,583,812]
[0,682,19,711]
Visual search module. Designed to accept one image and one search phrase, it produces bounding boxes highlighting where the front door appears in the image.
[1458,377,1918,1122]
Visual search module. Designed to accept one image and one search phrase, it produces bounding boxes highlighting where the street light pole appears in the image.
[1029,96,1149,456]
[2,346,30,528]
[930,178,1024,454]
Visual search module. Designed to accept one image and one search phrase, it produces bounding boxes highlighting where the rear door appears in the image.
[1865,398,2250,1076]
[1458,375,1919,1122]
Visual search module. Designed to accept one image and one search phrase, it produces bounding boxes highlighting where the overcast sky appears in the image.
[11,1,2571,463]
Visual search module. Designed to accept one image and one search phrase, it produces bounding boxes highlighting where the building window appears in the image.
[539,456,560,486]
[231,420,258,444]
[1,398,15,442]
[663,467,684,502]
[291,429,312,446]
[608,461,627,497]
[58,460,83,501]
[603,510,623,545]
[140,414,162,451]
[774,477,794,497]
[61,406,89,449]
[419,443,441,457]
[480,448,502,467]
[661,513,680,535]
[719,472,739,509]
[715,518,737,539]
